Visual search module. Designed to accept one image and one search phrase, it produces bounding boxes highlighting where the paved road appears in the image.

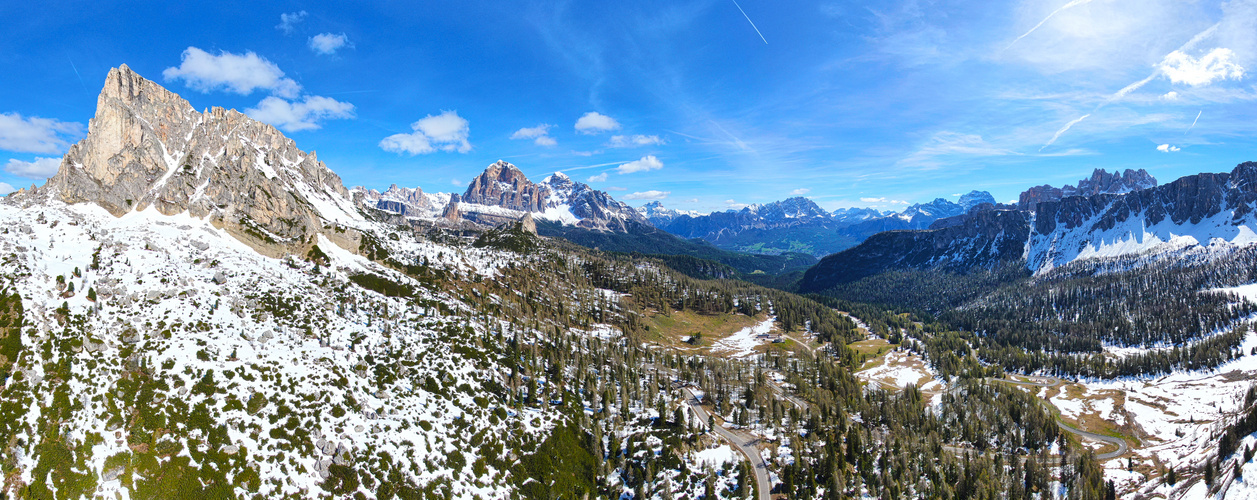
[682,387,771,500]
[995,376,1129,459]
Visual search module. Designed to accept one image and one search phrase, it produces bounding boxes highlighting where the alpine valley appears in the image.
[8,64,1257,500]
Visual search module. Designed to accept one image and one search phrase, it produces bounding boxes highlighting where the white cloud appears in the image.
[587,173,608,182]
[791,188,811,195]
[1162,91,1180,100]
[510,124,557,146]
[276,11,307,34]
[380,110,472,155]
[0,113,84,154]
[163,47,301,98]
[1156,143,1181,152]
[309,33,351,55]
[510,124,550,139]
[860,197,909,205]
[0,182,14,195]
[575,112,620,134]
[624,190,670,200]
[607,186,627,191]
[451,178,464,187]
[246,95,355,132]
[1158,48,1245,87]
[607,134,664,147]
[5,157,61,179]
[615,155,663,174]
[684,198,698,203]
[725,199,750,209]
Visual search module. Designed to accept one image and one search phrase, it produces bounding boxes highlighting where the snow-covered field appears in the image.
[856,349,937,390]
[1032,325,1257,499]
[711,316,776,358]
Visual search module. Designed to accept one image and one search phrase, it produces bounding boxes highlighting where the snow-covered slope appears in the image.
[0,198,566,498]
[19,64,365,258]
[1028,163,1257,272]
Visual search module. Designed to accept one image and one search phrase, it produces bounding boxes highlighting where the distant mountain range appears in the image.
[638,190,998,257]
[795,164,1257,294]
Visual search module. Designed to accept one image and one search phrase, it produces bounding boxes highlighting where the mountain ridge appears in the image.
[16,64,363,258]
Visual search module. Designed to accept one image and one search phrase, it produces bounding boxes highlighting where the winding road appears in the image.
[995,376,1129,459]
[681,387,772,500]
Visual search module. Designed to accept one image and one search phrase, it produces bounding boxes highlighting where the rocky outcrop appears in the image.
[1019,168,1157,211]
[21,65,361,257]
[441,196,461,222]
[462,161,548,212]
[358,184,433,217]
[453,162,647,232]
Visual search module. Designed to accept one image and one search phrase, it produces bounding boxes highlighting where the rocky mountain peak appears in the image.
[958,190,996,210]
[1019,168,1158,211]
[21,65,361,257]
[462,161,546,212]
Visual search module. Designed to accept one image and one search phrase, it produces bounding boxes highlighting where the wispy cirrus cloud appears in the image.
[607,134,664,148]
[624,190,670,200]
[510,124,557,146]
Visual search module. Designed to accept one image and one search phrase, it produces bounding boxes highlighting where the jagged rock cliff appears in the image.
[452,161,648,232]
[19,64,362,257]
[1019,168,1157,211]
[1028,162,1257,270]
[462,160,548,212]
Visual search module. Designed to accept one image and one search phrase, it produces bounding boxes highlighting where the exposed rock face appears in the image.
[358,184,433,217]
[462,161,547,212]
[27,65,361,257]
[543,172,648,232]
[453,161,647,232]
[1018,185,1063,211]
[1019,168,1157,211]
[958,190,997,210]
[1028,162,1257,269]
[441,196,461,222]
[519,212,537,235]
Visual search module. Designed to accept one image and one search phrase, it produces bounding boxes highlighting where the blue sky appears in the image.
[2,0,1256,213]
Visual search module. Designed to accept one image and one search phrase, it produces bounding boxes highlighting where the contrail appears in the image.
[1041,114,1089,151]
[1045,22,1220,147]
[1187,110,1202,132]
[68,57,88,93]
[1006,0,1093,50]
[730,0,768,45]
